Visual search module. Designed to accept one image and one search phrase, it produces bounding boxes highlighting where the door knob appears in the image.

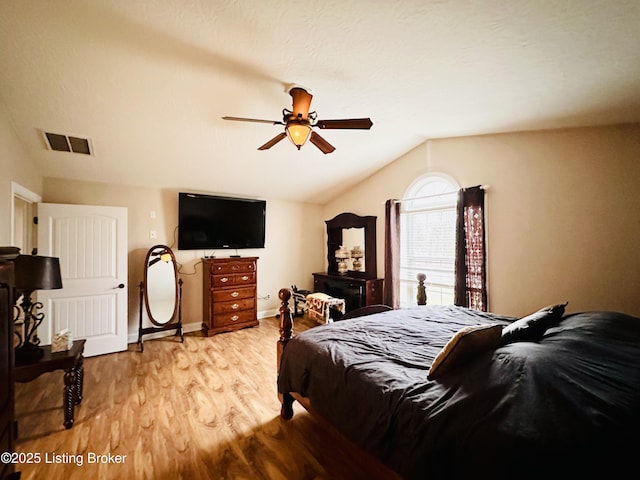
[117,283,125,289]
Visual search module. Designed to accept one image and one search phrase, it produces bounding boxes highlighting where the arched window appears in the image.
[400,174,459,307]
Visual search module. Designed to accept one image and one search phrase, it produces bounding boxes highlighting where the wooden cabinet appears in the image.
[202,257,259,335]
[0,261,16,480]
[313,272,383,313]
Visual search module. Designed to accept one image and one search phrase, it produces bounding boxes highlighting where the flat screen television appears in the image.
[178,192,266,250]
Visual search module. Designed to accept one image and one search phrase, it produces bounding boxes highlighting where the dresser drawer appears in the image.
[209,260,256,275]
[211,272,256,288]
[213,309,257,327]
[211,286,255,303]
[213,298,254,314]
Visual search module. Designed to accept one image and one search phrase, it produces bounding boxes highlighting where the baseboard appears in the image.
[127,308,280,344]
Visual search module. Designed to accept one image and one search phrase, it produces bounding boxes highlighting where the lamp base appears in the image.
[15,344,44,365]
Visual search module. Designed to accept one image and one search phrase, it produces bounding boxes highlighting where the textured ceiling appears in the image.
[1,0,640,204]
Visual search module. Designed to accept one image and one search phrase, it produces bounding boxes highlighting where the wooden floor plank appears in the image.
[13,316,386,480]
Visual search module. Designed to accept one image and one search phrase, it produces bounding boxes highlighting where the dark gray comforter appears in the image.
[277,305,640,479]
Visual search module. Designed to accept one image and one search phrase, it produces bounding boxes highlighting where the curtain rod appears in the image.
[390,185,490,204]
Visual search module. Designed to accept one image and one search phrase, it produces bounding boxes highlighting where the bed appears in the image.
[276,289,640,479]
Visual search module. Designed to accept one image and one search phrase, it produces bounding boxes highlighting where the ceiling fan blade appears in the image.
[309,131,336,154]
[257,132,287,150]
[222,116,283,125]
[316,118,373,130]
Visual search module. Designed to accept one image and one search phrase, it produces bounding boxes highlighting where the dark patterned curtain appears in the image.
[384,199,400,309]
[454,186,487,311]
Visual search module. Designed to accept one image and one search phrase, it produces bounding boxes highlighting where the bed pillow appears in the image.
[428,323,503,379]
[500,302,568,345]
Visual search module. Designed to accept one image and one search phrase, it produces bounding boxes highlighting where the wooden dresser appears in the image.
[202,257,259,335]
[0,261,16,480]
[313,272,383,313]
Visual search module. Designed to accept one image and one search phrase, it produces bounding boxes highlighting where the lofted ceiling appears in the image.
[1,0,640,204]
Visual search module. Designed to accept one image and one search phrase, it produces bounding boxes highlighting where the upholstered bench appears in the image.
[306,292,345,324]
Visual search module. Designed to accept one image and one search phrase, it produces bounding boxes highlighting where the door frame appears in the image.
[11,182,40,254]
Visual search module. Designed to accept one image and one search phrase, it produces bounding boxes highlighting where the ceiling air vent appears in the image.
[43,131,93,155]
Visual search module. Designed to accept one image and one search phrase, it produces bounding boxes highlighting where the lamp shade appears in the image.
[286,121,311,149]
[14,255,63,291]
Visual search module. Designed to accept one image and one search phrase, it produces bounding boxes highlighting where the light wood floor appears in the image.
[14,315,377,480]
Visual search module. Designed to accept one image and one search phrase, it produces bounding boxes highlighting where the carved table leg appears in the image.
[75,355,84,405]
[63,368,77,429]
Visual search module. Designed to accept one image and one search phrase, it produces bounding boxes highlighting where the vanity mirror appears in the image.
[325,212,377,277]
[138,244,183,351]
[341,228,365,272]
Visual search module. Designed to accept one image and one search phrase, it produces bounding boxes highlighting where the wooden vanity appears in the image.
[312,272,383,312]
[316,212,384,313]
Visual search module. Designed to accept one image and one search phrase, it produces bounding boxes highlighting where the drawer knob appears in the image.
[220,277,229,283]
[241,275,249,281]
[231,291,239,298]
[231,315,239,321]
[231,303,239,310]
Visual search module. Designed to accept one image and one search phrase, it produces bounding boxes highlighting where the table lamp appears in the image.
[14,254,63,364]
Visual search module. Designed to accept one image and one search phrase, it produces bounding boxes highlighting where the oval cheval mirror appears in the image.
[138,244,183,352]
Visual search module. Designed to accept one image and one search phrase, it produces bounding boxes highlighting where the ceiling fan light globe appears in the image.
[286,123,311,148]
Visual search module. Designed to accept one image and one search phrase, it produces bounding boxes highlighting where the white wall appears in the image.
[324,124,640,318]
[0,106,42,245]
[42,177,325,336]
[5,117,639,334]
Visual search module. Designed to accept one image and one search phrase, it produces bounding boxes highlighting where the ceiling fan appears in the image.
[222,85,373,154]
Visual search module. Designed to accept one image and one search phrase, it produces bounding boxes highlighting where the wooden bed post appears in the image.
[417,273,427,305]
[277,288,294,365]
[277,288,295,419]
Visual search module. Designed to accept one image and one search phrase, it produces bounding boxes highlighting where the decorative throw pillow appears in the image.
[428,323,503,380]
[500,302,568,345]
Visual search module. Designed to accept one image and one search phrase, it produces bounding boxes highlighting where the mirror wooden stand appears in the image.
[138,244,183,352]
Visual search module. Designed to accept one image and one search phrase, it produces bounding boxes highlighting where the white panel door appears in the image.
[37,203,128,357]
